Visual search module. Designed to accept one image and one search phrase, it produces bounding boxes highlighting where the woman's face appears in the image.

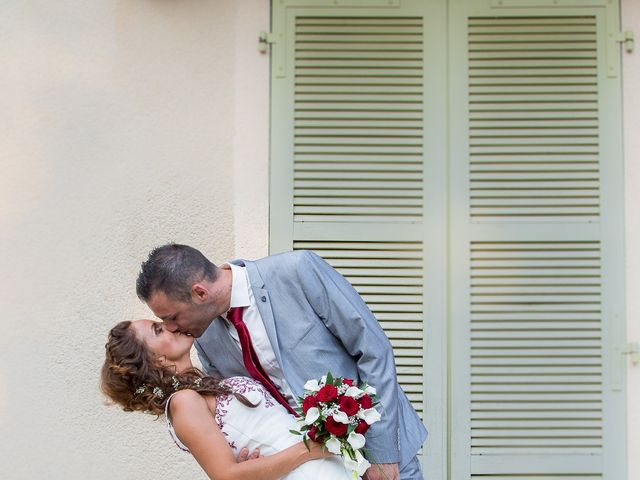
[132,319,194,367]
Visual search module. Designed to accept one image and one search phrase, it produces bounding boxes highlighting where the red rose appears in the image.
[343,378,354,386]
[308,425,327,442]
[302,395,319,413]
[339,396,359,416]
[325,416,348,436]
[317,384,338,402]
[358,394,373,410]
[355,420,370,434]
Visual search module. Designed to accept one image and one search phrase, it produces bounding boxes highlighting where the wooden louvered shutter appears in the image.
[449,1,626,479]
[270,2,445,471]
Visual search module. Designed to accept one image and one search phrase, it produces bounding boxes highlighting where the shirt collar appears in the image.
[228,263,250,309]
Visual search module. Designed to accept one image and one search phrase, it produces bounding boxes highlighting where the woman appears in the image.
[101,319,351,480]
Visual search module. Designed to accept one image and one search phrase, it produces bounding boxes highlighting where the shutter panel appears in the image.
[467,15,601,222]
[450,1,626,479]
[293,16,425,224]
[270,2,447,474]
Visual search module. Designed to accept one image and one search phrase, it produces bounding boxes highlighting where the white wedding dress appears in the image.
[165,376,352,480]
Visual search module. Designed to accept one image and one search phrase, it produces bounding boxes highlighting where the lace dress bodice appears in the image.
[165,376,350,479]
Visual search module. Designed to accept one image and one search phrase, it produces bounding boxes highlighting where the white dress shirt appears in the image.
[225,263,297,407]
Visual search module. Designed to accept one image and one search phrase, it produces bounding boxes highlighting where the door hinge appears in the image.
[259,32,276,54]
[615,30,634,54]
[623,342,640,365]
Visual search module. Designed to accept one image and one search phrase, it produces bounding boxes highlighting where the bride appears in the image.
[101,319,353,480]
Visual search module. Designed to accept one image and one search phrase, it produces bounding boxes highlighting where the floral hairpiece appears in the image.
[153,386,165,399]
[171,376,181,390]
[134,377,204,399]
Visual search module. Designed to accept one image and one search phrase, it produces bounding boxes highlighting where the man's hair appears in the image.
[136,243,218,302]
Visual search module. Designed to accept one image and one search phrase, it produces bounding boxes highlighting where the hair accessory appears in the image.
[135,386,146,395]
[153,386,165,399]
[193,377,203,388]
[171,376,181,390]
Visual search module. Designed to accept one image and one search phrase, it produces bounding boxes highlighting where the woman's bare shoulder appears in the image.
[168,389,212,416]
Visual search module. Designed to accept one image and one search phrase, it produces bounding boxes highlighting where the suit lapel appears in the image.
[242,260,286,377]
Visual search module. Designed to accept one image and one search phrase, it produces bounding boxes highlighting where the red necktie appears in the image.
[226,307,298,416]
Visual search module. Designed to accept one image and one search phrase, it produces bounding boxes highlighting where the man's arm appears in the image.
[295,251,402,466]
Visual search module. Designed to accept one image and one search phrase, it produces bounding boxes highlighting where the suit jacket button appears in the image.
[261,296,267,302]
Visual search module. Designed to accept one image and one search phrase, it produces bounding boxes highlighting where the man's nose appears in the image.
[163,319,178,332]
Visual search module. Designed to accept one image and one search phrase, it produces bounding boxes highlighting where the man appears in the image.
[136,243,427,479]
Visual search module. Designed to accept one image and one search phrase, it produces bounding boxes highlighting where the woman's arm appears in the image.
[169,390,328,480]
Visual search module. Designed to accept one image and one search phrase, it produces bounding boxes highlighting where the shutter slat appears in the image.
[473,410,602,419]
[296,197,423,207]
[296,119,423,127]
[296,128,422,137]
[295,180,423,189]
[472,329,601,337]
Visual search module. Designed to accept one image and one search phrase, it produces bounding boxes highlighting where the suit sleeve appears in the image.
[295,250,401,464]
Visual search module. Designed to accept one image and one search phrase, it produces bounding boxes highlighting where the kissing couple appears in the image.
[101,244,427,479]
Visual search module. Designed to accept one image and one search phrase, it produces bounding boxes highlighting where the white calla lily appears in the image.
[364,385,377,396]
[303,379,320,392]
[347,431,366,450]
[357,407,381,425]
[333,410,350,424]
[343,449,371,478]
[304,407,320,425]
[344,386,363,398]
[355,450,371,476]
[343,456,359,476]
[325,436,342,454]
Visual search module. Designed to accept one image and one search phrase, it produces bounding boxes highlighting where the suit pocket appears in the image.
[290,322,321,349]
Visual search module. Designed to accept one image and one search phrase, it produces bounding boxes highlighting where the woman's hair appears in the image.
[101,320,248,416]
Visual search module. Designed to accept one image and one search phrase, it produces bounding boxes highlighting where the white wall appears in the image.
[622,1,640,479]
[1,1,638,479]
[0,1,269,478]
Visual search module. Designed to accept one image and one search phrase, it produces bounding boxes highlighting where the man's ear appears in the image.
[191,283,208,302]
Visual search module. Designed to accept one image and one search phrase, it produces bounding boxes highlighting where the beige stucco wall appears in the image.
[622,1,640,479]
[1,1,638,479]
[0,1,269,478]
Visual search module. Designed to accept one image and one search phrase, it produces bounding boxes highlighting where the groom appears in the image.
[136,243,427,479]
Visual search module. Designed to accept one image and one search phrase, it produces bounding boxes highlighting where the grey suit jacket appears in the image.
[194,250,427,466]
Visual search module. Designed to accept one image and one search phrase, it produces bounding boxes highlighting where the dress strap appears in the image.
[164,392,191,453]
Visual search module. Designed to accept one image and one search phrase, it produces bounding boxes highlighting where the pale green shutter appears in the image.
[449,1,626,479]
[269,2,446,473]
[270,1,626,479]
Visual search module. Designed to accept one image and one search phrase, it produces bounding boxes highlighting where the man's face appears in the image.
[146,290,217,338]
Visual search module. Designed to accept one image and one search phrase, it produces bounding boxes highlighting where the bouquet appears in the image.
[291,372,381,478]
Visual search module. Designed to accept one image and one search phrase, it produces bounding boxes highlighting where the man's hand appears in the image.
[236,447,260,462]
[364,463,400,480]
